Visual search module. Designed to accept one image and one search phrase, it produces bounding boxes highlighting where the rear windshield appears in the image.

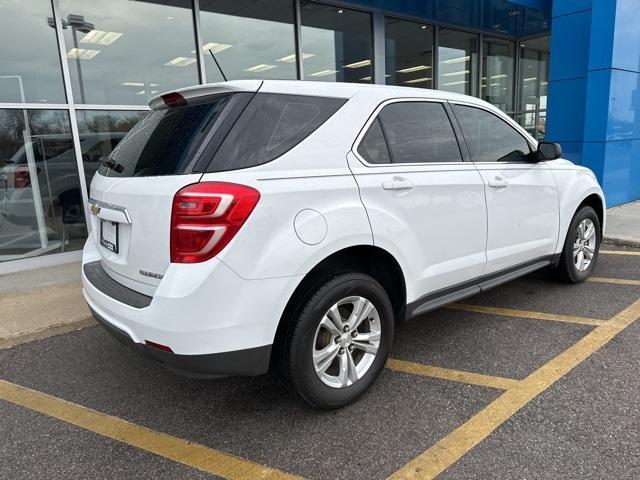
[205,93,346,172]
[98,94,238,178]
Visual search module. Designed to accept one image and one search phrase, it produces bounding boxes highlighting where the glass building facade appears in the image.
[0,0,551,271]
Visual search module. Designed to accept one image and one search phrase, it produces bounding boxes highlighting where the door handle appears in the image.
[488,176,509,189]
[382,176,414,191]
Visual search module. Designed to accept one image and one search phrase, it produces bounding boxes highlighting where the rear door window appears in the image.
[206,93,346,172]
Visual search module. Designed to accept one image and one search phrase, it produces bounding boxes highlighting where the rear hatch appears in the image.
[88,83,259,292]
[88,81,347,294]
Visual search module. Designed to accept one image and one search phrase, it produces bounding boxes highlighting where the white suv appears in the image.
[82,80,605,409]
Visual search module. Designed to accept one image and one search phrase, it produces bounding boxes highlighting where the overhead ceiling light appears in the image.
[491,74,507,79]
[344,59,371,68]
[442,55,470,64]
[397,65,430,73]
[165,57,197,66]
[135,90,146,95]
[441,70,469,77]
[201,42,233,54]
[337,9,343,13]
[122,82,159,87]
[421,25,427,29]
[80,30,123,45]
[359,76,371,81]
[66,48,100,60]
[310,69,338,77]
[404,77,431,84]
[523,77,538,82]
[244,63,277,72]
[441,80,468,86]
[276,52,315,62]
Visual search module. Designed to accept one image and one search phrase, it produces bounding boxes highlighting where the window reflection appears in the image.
[517,36,549,139]
[438,29,478,95]
[301,2,373,83]
[0,110,86,261]
[482,38,515,112]
[0,0,66,103]
[199,0,297,82]
[385,18,433,88]
[58,0,198,105]
[75,110,147,188]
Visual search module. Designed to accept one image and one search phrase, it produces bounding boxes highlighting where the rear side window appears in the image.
[357,118,391,164]
[100,94,238,178]
[453,104,532,162]
[207,93,346,172]
[358,102,462,164]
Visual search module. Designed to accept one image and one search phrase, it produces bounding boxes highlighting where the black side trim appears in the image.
[90,308,272,378]
[83,261,152,309]
[407,255,554,318]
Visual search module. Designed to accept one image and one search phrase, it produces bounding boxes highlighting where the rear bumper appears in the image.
[90,307,271,377]
[81,237,302,377]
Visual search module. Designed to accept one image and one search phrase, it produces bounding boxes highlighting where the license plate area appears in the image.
[100,220,119,254]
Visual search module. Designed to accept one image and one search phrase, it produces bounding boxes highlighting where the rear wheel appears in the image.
[555,206,601,283]
[279,271,393,409]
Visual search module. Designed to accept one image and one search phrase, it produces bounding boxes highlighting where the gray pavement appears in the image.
[1,248,639,479]
[605,200,640,247]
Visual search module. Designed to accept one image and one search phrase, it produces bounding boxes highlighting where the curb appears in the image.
[0,317,96,350]
[603,235,640,249]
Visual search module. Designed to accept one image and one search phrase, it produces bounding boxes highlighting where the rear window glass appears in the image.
[206,93,346,172]
[98,94,236,178]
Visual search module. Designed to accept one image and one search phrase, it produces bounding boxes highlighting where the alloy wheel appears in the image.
[312,296,381,388]
[573,218,596,272]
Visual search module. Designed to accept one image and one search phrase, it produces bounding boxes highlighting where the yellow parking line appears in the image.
[386,358,518,391]
[600,250,640,256]
[587,276,640,287]
[389,298,640,480]
[0,380,300,480]
[446,303,606,327]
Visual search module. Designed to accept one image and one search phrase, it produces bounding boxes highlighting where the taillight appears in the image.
[170,182,260,263]
[14,166,39,189]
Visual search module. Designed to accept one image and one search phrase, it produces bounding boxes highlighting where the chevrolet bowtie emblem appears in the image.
[90,203,101,215]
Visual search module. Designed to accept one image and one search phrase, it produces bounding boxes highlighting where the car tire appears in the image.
[278,270,394,409]
[555,206,601,283]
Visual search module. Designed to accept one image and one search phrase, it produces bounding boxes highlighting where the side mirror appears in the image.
[537,141,562,161]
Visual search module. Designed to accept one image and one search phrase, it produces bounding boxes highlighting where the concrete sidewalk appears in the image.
[605,200,640,247]
[0,262,93,348]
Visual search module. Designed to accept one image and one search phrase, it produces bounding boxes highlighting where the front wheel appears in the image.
[280,271,394,409]
[555,206,601,283]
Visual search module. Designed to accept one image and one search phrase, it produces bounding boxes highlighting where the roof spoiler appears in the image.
[149,80,262,110]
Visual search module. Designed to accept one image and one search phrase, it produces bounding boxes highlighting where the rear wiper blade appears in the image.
[100,157,124,173]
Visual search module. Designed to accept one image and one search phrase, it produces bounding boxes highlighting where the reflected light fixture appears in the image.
[523,77,538,82]
[201,42,233,54]
[80,30,123,45]
[165,57,197,66]
[344,59,371,69]
[440,70,469,77]
[404,77,431,84]
[396,65,430,73]
[442,55,470,64]
[277,53,314,62]
[310,69,338,77]
[66,48,100,60]
[441,80,468,86]
[337,9,343,13]
[244,64,277,72]
[122,82,159,87]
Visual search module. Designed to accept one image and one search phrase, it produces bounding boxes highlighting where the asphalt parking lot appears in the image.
[1,246,640,479]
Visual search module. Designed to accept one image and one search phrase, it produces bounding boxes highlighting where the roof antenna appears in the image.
[209,50,228,82]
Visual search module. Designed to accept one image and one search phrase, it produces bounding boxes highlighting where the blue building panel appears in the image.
[552,0,592,17]
[548,9,591,81]
[610,0,640,73]
[547,77,588,142]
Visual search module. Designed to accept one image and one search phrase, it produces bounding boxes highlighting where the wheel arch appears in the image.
[271,245,407,367]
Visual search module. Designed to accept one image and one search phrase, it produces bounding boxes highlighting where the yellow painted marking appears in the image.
[389,298,640,480]
[587,276,640,287]
[0,380,300,480]
[386,358,518,391]
[600,250,640,256]
[446,303,606,327]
